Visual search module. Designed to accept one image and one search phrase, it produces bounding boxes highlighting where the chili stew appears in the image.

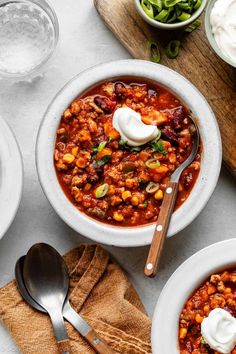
[179,269,236,353]
[54,79,201,226]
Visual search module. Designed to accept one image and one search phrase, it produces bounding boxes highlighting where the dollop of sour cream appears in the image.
[112,107,159,146]
[210,0,236,63]
[201,308,236,353]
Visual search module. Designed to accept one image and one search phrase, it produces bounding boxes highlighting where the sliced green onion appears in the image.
[185,19,202,32]
[141,0,154,18]
[163,0,182,7]
[145,158,161,169]
[148,40,161,63]
[98,141,107,152]
[155,128,162,141]
[149,0,163,11]
[167,11,177,23]
[146,182,160,193]
[95,183,108,198]
[177,11,191,21]
[165,40,181,59]
[193,0,202,10]
[139,0,202,24]
[155,9,169,22]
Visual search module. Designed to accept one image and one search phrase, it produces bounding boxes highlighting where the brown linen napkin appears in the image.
[0,244,152,354]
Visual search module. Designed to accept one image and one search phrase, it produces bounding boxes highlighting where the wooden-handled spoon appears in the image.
[144,117,200,277]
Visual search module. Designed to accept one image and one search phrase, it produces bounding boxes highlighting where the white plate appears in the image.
[36,60,222,247]
[0,117,23,239]
[152,239,236,353]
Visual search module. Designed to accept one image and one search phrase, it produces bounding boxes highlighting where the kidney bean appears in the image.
[161,126,178,144]
[114,82,126,100]
[167,106,185,130]
[94,96,115,114]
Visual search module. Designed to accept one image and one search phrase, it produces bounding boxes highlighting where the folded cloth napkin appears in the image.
[0,244,152,353]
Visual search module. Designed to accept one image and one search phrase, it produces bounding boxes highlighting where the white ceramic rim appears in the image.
[152,239,236,354]
[134,0,207,29]
[36,59,222,247]
[0,117,23,239]
[205,0,236,68]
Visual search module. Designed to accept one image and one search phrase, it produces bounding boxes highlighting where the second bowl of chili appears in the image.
[152,239,236,354]
[36,60,222,247]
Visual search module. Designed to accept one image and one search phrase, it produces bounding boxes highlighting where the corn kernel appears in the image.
[113,212,124,222]
[195,314,203,323]
[131,196,139,206]
[84,183,92,192]
[76,157,87,168]
[224,288,232,294]
[62,153,75,164]
[179,328,187,339]
[72,147,79,156]
[122,191,132,201]
[203,305,210,314]
[108,185,116,196]
[125,178,135,188]
[154,189,163,201]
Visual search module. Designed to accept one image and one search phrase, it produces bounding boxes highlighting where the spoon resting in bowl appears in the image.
[144,116,200,277]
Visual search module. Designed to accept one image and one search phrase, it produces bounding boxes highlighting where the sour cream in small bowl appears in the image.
[205,0,236,68]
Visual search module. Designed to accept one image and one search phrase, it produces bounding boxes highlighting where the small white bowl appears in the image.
[0,117,23,239]
[205,0,236,68]
[36,59,222,247]
[152,239,236,354]
[134,0,207,30]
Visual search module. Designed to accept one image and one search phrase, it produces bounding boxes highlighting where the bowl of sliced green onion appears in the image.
[134,0,207,30]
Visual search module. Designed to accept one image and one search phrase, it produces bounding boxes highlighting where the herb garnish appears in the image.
[119,139,128,150]
[93,155,111,168]
[131,146,142,152]
[151,140,167,155]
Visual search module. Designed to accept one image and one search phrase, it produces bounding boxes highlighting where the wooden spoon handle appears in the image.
[57,339,71,354]
[84,328,116,354]
[144,181,179,277]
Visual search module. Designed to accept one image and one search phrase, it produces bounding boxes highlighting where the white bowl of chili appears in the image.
[36,60,221,247]
[152,239,236,353]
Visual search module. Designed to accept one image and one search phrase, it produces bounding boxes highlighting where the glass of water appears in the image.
[0,0,59,80]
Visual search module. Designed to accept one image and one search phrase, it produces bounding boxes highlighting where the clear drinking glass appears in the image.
[0,0,59,80]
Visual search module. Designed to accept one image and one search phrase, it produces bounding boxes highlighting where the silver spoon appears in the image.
[23,243,71,354]
[17,252,115,354]
[144,116,200,277]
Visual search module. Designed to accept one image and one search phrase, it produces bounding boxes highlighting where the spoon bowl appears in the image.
[17,252,115,354]
[23,243,70,353]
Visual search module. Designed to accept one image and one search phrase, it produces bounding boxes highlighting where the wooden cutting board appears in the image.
[95,0,236,177]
